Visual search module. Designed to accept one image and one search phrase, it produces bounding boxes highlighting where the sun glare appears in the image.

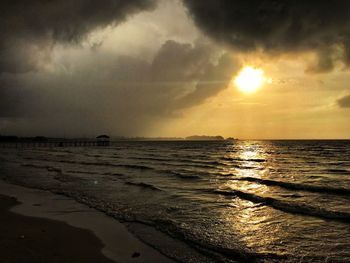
[234,66,265,93]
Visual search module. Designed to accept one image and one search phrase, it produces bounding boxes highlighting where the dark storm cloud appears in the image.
[150,40,240,109]
[337,94,350,108]
[0,1,241,136]
[183,0,350,72]
[175,53,238,108]
[0,0,157,73]
[0,40,239,136]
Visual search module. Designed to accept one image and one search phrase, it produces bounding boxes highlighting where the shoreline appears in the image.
[0,193,114,263]
[0,180,175,263]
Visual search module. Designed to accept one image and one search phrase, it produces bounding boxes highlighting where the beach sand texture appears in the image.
[0,181,175,263]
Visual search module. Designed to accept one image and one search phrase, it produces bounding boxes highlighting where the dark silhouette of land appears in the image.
[185,135,225,141]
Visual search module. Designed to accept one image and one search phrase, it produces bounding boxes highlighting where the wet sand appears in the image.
[0,181,175,263]
[0,194,114,263]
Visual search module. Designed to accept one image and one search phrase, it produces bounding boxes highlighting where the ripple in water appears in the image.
[1,140,350,262]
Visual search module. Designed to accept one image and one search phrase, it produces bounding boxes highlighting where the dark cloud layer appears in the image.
[0,41,238,136]
[337,94,350,108]
[0,1,241,136]
[184,0,350,71]
[0,0,156,73]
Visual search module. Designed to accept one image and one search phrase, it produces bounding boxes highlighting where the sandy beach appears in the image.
[0,180,175,263]
[0,194,115,263]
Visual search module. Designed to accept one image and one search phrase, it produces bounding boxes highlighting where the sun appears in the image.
[234,66,265,93]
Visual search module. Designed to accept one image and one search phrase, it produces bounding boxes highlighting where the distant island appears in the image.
[185,135,225,141]
[225,137,238,141]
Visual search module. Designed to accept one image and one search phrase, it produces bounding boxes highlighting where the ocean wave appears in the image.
[118,164,154,170]
[221,157,266,163]
[55,160,154,170]
[21,163,62,173]
[20,154,222,170]
[229,176,350,196]
[102,172,126,177]
[245,158,266,163]
[170,153,209,159]
[66,170,101,175]
[125,181,162,191]
[325,169,350,175]
[130,156,224,167]
[128,156,172,162]
[151,218,281,262]
[160,169,202,180]
[54,169,127,178]
[54,172,83,183]
[164,162,221,170]
[22,159,155,171]
[47,166,63,173]
[214,189,350,222]
[221,157,240,162]
[84,154,105,158]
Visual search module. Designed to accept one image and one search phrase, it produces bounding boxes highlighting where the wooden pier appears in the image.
[0,135,110,148]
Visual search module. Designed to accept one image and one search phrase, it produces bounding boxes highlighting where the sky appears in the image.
[1,0,350,139]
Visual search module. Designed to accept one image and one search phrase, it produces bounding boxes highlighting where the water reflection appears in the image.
[221,141,270,193]
[3,140,350,261]
[217,141,292,257]
[222,141,269,177]
[218,195,287,257]
[216,141,350,261]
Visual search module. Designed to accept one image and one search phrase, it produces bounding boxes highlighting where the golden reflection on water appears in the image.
[222,141,271,194]
[218,141,286,251]
[220,196,284,251]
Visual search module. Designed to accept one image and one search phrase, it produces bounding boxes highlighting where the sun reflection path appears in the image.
[217,141,287,256]
[220,141,270,184]
[230,142,269,192]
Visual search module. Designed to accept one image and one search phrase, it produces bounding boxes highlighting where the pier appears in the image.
[0,135,110,148]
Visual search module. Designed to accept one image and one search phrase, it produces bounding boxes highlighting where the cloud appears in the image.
[0,0,157,73]
[0,40,239,136]
[1,1,238,137]
[183,0,350,72]
[175,53,239,108]
[337,94,350,108]
[149,40,240,108]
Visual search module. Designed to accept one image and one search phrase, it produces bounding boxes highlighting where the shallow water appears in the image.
[1,140,350,262]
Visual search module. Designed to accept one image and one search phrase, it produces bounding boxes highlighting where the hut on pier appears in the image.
[96,135,110,146]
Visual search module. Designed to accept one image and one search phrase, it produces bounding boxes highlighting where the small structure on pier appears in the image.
[96,135,110,146]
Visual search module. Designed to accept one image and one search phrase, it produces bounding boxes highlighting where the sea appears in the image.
[1,140,350,262]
